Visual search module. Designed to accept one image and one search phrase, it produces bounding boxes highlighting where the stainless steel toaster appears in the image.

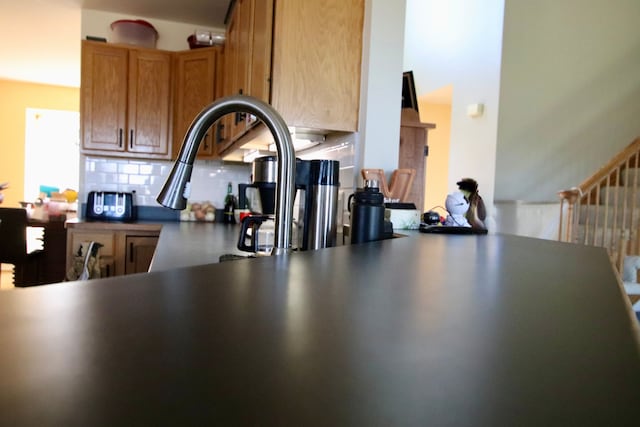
[85,191,136,221]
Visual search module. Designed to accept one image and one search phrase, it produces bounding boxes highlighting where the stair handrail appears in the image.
[558,136,640,281]
[558,137,640,242]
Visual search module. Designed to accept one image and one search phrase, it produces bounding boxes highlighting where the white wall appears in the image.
[495,0,640,202]
[0,1,81,87]
[81,9,225,51]
[355,0,407,188]
[403,0,505,229]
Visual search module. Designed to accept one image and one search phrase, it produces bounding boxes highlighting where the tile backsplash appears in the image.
[80,132,356,221]
[81,156,252,208]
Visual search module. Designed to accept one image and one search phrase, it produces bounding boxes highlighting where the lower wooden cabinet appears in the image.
[66,222,161,278]
[125,236,159,275]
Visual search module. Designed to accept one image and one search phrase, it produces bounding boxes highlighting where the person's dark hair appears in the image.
[456,178,478,193]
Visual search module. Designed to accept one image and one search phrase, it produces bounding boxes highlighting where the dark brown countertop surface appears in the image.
[1,232,639,425]
[149,221,251,271]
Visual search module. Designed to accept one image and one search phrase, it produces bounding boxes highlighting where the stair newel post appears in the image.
[558,188,581,242]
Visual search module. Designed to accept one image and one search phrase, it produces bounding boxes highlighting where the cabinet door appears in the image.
[221,6,239,146]
[225,0,253,141]
[173,48,218,159]
[81,42,128,152]
[399,125,427,210]
[66,230,116,277]
[128,49,172,157]
[125,236,159,274]
[271,0,364,131]
[250,0,274,104]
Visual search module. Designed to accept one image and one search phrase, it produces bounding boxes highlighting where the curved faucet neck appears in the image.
[157,95,296,254]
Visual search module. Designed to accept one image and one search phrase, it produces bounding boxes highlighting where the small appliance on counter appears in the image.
[384,202,421,230]
[237,157,340,254]
[85,191,136,222]
[240,156,278,215]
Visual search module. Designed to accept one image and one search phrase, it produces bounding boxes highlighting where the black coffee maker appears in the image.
[295,158,341,251]
[238,157,340,253]
[238,156,277,215]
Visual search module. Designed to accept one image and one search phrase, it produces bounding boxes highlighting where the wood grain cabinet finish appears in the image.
[219,0,363,155]
[173,47,222,159]
[271,0,364,132]
[398,109,436,211]
[66,224,160,278]
[220,0,258,147]
[81,41,172,160]
[125,236,159,275]
[66,230,117,278]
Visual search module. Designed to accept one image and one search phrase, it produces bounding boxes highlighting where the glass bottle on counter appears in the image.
[223,182,237,224]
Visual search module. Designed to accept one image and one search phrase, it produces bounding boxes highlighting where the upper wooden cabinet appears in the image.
[173,47,223,159]
[222,0,263,145]
[271,0,364,132]
[81,41,172,159]
[220,0,363,154]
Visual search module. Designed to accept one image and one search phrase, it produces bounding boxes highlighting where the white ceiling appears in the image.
[0,0,451,105]
[0,0,231,87]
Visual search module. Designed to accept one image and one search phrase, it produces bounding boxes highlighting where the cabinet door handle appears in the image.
[235,89,246,124]
[216,123,224,144]
[129,242,134,263]
[204,134,210,150]
[129,129,134,149]
[118,128,123,147]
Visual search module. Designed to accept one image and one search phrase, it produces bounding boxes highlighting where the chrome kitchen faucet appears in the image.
[157,95,296,255]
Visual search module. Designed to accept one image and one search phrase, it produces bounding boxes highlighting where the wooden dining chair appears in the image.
[388,169,416,202]
[361,169,391,198]
[361,168,416,202]
[0,208,45,286]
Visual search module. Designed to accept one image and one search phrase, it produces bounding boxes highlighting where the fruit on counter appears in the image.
[180,201,217,222]
[62,188,78,203]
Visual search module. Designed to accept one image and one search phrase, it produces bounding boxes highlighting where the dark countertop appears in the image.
[149,221,250,271]
[1,232,639,425]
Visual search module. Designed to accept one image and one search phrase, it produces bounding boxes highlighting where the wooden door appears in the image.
[128,49,172,157]
[81,41,128,152]
[173,48,218,158]
[125,236,159,274]
[398,109,436,211]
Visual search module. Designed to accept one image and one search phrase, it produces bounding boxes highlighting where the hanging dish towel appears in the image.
[66,241,103,281]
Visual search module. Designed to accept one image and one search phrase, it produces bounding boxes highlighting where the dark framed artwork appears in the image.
[401,71,419,114]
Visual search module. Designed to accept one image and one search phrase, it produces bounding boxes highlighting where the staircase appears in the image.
[558,137,640,318]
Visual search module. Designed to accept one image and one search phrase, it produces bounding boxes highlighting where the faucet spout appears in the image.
[157,95,296,255]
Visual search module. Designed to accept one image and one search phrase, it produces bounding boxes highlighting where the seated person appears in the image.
[456,178,487,230]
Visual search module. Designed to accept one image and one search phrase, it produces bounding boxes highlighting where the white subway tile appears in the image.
[119,164,139,175]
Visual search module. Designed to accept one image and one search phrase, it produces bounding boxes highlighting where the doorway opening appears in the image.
[24,108,80,201]
[418,85,453,212]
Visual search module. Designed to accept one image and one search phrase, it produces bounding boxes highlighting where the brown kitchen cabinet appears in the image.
[66,229,117,278]
[80,40,172,160]
[66,221,161,278]
[218,0,362,156]
[173,46,223,159]
[270,0,363,132]
[220,0,260,147]
[124,236,159,275]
